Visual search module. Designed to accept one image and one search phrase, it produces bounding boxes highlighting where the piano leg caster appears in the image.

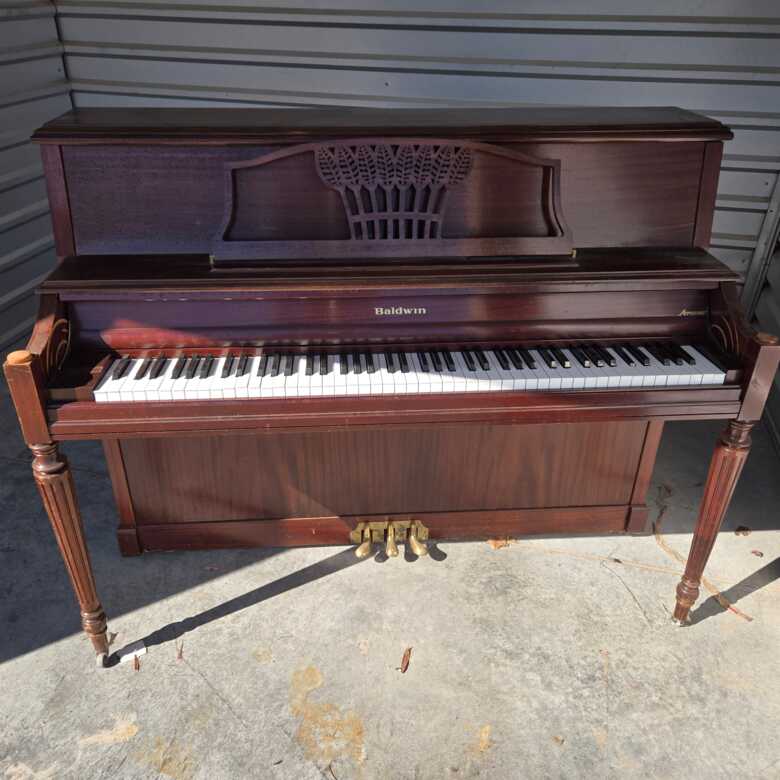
[672,420,753,624]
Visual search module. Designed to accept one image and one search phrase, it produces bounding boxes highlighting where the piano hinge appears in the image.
[350,519,429,558]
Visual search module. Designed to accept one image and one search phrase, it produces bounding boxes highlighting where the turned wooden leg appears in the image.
[673,420,753,623]
[31,443,110,661]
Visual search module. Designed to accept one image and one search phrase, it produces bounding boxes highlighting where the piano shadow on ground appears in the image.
[688,556,780,625]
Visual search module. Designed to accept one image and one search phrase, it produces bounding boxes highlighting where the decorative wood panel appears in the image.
[212,138,572,262]
[118,421,649,527]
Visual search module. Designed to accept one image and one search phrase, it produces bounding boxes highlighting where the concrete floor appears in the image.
[1,349,779,780]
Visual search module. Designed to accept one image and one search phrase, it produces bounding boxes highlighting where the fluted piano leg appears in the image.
[31,442,109,662]
[673,419,753,623]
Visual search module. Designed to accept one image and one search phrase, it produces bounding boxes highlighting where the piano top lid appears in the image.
[32,106,733,145]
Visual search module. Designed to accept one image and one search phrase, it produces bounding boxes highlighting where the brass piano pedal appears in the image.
[355,526,373,559]
[385,524,399,558]
[407,522,429,557]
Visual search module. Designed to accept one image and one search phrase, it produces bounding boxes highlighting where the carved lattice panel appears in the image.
[314,143,472,241]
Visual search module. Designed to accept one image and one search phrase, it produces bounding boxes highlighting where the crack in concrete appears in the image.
[651,487,753,622]
[600,555,653,627]
[181,659,248,731]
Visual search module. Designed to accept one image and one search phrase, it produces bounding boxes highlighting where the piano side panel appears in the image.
[62,140,708,255]
[111,420,654,552]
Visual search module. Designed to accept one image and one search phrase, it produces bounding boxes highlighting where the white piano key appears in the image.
[284,355,304,398]
[527,351,552,390]
[117,360,147,402]
[596,350,624,389]
[687,346,726,385]
[94,359,132,403]
[321,355,337,397]
[343,354,360,396]
[364,355,381,396]
[400,353,419,394]
[239,357,260,398]
[488,351,518,390]
[144,358,176,401]
[413,353,433,393]
[308,355,325,397]
[357,355,373,396]
[559,349,586,389]
[333,355,349,396]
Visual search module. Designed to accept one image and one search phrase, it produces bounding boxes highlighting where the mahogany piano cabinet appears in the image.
[4,106,779,666]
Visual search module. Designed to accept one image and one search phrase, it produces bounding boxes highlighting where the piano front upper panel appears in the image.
[62,139,708,256]
[67,288,711,349]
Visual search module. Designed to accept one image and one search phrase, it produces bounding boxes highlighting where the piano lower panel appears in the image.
[108,420,661,553]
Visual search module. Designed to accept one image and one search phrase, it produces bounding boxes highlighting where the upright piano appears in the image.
[5,106,779,666]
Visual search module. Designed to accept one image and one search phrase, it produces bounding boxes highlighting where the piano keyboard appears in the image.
[93,343,726,403]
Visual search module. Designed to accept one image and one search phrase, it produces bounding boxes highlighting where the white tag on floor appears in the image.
[116,640,147,665]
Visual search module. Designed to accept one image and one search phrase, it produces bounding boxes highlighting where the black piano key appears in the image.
[384,350,397,373]
[462,350,477,371]
[657,342,684,365]
[430,350,443,372]
[582,345,605,367]
[507,348,524,370]
[537,347,558,369]
[474,348,490,371]
[493,348,510,370]
[442,349,456,372]
[352,352,363,374]
[645,343,671,366]
[611,345,634,366]
[221,354,235,378]
[693,343,728,372]
[399,352,410,373]
[270,354,281,377]
[135,357,153,379]
[150,356,168,379]
[594,344,617,367]
[551,347,571,368]
[517,347,536,369]
[569,346,591,368]
[171,356,188,379]
[283,354,294,376]
[256,354,268,376]
[319,353,329,375]
[337,353,348,374]
[624,344,651,367]
[669,343,696,365]
[236,355,249,377]
[305,353,315,376]
[418,351,430,372]
[185,356,201,379]
[199,355,215,379]
[112,357,131,379]
[365,352,376,373]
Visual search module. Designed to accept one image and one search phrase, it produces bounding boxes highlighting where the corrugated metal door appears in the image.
[54,0,780,284]
[0,1,70,349]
